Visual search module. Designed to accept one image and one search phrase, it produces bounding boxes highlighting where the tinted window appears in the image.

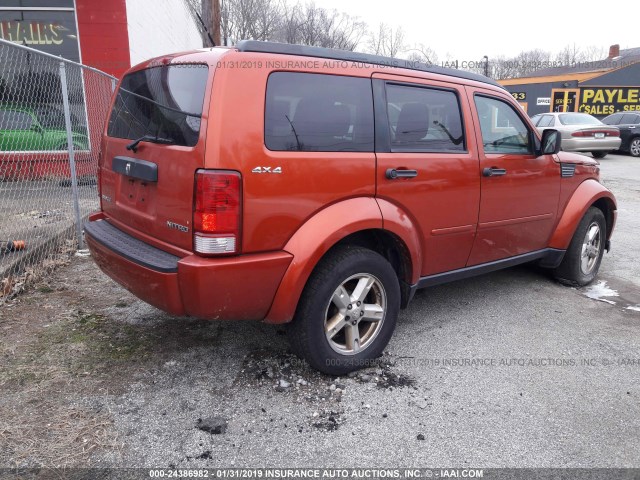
[538,115,554,127]
[603,113,623,125]
[265,73,374,152]
[107,64,209,147]
[621,114,640,125]
[475,96,531,154]
[530,115,541,126]
[0,110,33,130]
[386,84,465,152]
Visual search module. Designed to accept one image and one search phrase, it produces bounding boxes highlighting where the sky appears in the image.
[316,0,636,62]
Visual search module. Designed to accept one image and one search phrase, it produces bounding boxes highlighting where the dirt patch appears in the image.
[0,255,159,467]
[0,255,420,468]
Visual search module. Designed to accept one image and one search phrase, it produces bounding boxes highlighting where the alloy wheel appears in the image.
[580,222,601,275]
[324,273,387,355]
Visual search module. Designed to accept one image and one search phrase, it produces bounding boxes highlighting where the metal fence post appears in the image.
[59,60,84,249]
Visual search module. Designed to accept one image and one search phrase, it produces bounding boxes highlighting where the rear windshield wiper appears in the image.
[118,87,201,117]
[126,134,175,153]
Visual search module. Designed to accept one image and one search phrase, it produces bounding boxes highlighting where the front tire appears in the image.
[287,246,400,375]
[629,137,640,157]
[592,151,608,159]
[553,207,606,286]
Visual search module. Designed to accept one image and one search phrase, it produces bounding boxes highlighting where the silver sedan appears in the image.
[531,112,621,159]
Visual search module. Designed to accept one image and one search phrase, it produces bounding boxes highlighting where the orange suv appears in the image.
[85,41,617,374]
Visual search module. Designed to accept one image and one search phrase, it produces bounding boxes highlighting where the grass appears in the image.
[0,308,144,467]
[1,311,151,392]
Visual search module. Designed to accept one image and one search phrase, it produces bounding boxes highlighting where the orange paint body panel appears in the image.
[86,233,185,315]
[264,198,383,324]
[178,251,292,320]
[549,178,617,249]
[86,222,292,320]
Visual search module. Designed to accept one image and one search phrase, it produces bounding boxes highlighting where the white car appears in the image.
[530,112,621,159]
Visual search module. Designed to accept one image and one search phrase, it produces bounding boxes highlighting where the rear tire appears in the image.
[553,207,606,286]
[629,137,640,157]
[592,151,608,159]
[287,245,400,375]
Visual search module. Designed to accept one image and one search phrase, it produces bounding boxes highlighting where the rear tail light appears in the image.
[193,170,242,256]
[572,129,620,137]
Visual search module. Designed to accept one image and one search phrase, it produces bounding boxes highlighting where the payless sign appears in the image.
[579,88,640,116]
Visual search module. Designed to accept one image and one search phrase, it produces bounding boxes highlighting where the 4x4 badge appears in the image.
[252,166,282,174]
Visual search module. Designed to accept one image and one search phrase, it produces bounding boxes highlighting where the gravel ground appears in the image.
[0,153,638,471]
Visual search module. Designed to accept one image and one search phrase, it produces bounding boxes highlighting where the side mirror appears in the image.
[540,129,561,155]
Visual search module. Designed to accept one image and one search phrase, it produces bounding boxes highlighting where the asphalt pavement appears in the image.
[98,153,640,468]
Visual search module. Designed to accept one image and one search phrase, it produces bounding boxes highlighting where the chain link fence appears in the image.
[0,38,116,299]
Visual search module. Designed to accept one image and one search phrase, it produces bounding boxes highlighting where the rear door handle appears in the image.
[386,168,418,179]
[482,167,507,177]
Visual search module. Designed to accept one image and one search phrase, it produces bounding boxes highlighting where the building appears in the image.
[0,0,204,78]
[499,45,640,118]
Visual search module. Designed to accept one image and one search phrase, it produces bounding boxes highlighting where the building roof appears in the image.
[499,71,603,86]
[502,47,640,82]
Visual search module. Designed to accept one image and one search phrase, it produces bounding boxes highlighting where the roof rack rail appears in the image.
[236,40,502,88]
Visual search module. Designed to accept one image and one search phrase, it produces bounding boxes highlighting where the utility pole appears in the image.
[483,55,489,77]
[212,0,221,46]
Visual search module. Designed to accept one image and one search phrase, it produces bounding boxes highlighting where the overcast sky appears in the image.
[318,0,636,62]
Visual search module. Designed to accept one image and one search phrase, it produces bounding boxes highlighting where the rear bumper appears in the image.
[561,137,622,152]
[85,218,293,320]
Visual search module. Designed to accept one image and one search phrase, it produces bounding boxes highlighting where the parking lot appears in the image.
[0,153,638,469]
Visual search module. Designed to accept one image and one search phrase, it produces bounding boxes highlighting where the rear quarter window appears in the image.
[264,72,374,152]
[107,64,209,147]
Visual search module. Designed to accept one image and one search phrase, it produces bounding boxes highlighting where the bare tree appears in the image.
[516,49,552,76]
[296,2,323,46]
[184,0,214,47]
[405,43,438,65]
[367,23,406,58]
[555,43,582,66]
[582,45,607,62]
[278,0,302,44]
[250,0,282,40]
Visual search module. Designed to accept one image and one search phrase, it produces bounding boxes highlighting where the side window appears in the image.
[621,113,640,124]
[0,110,32,131]
[385,84,465,152]
[603,114,622,125]
[264,72,374,152]
[475,96,532,154]
[530,115,541,126]
[538,115,554,127]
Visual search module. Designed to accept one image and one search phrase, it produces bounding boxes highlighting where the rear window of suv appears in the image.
[264,72,374,152]
[107,64,209,147]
